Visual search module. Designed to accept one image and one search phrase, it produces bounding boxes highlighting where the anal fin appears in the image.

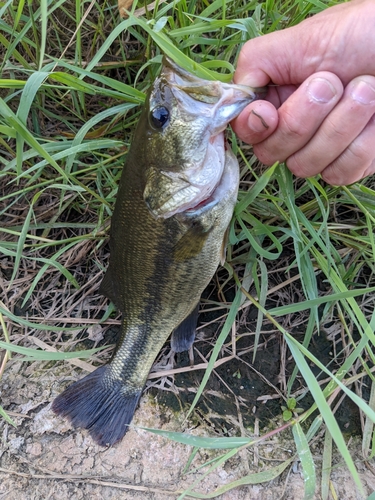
[170,303,199,353]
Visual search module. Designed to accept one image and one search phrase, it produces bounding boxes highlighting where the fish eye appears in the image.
[150,106,170,129]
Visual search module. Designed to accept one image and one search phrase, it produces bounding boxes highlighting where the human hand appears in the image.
[232,0,375,185]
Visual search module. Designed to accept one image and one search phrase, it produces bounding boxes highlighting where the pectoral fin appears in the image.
[173,219,210,261]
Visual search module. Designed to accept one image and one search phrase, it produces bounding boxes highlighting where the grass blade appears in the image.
[293,422,316,500]
[321,429,332,500]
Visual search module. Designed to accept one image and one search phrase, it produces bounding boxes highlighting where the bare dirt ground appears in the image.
[1,357,375,500]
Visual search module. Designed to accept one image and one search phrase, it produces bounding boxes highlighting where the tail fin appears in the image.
[52,366,142,447]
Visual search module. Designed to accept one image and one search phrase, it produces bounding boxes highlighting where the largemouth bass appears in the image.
[52,57,265,446]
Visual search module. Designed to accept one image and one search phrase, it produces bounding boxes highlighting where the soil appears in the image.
[1,327,375,500]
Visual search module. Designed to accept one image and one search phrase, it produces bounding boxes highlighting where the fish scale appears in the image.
[52,57,266,446]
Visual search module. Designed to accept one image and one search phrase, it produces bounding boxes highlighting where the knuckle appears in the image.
[280,107,310,140]
[345,141,372,165]
[286,154,313,178]
[321,115,348,142]
[322,138,375,186]
[342,114,375,164]
[253,144,277,166]
[321,163,346,185]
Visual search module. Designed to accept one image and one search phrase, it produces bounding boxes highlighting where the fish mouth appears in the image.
[184,140,239,216]
[143,58,267,219]
[182,137,228,214]
[145,133,226,219]
[158,137,237,219]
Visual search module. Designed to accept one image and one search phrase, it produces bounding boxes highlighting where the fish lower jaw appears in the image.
[151,175,221,218]
[154,136,225,218]
[158,171,225,217]
[185,148,240,216]
[183,185,218,213]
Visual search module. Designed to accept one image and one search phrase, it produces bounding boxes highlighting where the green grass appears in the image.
[1,0,375,498]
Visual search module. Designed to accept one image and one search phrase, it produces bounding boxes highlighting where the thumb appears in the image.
[234,29,300,87]
[234,0,375,88]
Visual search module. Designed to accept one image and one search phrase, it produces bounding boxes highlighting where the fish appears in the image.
[52,57,265,446]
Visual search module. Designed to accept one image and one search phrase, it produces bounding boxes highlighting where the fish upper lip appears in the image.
[162,55,267,101]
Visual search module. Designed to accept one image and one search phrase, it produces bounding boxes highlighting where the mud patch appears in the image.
[149,317,363,441]
[1,356,374,500]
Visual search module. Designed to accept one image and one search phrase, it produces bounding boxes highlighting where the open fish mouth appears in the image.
[143,58,267,220]
[147,133,226,218]
[184,143,239,217]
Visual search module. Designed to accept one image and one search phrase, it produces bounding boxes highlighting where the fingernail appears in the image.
[248,109,269,132]
[307,78,337,103]
[351,80,375,104]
